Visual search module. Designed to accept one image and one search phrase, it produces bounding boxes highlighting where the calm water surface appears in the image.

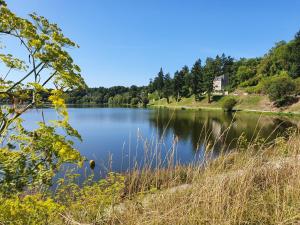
[22,107,300,177]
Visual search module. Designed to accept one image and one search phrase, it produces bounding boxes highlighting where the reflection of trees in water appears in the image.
[148,109,298,153]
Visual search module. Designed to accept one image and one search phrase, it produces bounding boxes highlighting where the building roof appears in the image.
[214,75,226,81]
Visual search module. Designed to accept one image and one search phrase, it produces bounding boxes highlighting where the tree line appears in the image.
[2,30,299,107]
[63,29,300,107]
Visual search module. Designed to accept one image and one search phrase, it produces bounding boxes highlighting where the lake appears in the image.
[22,107,300,178]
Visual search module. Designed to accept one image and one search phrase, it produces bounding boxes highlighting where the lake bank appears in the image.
[148,94,300,116]
[9,129,300,224]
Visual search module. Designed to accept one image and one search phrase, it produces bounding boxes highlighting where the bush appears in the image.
[295,78,300,95]
[130,97,139,106]
[239,77,259,87]
[264,76,296,107]
[272,96,298,107]
[245,85,261,94]
[0,194,62,225]
[142,96,149,107]
[55,172,125,223]
[148,92,160,101]
[221,97,237,111]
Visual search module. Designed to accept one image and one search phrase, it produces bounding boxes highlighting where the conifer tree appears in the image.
[190,59,204,100]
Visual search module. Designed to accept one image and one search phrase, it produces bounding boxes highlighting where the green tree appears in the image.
[290,30,300,78]
[162,73,173,103]
[181,66,190,98]
[129,85,138,99]
[140,91,149,106]
[236,66,254,82]
[233,58,261,88]
[221,54,235,89]
[264,76,296,107]
[153,68,165,98]
[190,59,204,100]
[203,58,217,103]
[257,31,300,79]
[0,1,85,195]
[173,70,184,101]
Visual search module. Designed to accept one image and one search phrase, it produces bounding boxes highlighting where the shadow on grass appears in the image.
[212,95,225,102]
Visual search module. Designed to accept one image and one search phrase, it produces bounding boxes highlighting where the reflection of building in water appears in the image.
[148,109,299,154]
[211,120,222,138]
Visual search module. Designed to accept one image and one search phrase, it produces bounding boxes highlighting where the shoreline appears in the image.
[11,102,299,117]
[148,103,300,117]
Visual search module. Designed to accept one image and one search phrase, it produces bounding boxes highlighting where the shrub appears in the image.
[221,97,237,111]
[295,78,300,95]
[130,97,140,106]
[148,92,160,101]
[264,76,296,107]
[142,96,149,106]
[245,86,260,94]
[0,194,62,225]
[239,77,259,87]
[55,173,125,223]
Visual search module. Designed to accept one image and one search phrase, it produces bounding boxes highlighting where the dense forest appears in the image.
[65,30,300,108]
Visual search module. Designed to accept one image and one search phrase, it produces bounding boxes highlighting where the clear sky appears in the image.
[3,0,300,87]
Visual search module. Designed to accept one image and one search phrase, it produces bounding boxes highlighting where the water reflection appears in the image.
[148,108,298,153]
[20,107,299,177]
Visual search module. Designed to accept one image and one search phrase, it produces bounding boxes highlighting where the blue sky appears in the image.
[3,0,300,87]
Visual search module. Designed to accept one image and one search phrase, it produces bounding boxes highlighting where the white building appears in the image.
[213,75,228,91]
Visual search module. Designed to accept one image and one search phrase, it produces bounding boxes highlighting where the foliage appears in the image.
[235,58,260,84]
[173,70,184,101]
[295,78,300,95]
[141,93,150,106]
[162,73,173,103]
[55,172,125,223]
[221,97,237,111]
[0,0,85,195]
[181,66,191,98]
[239,76,260,87]
[148,91,160,101]
[130,97,139,106]
[257,38,300,78]
[0,194,62,225]
[152,68,165,98]
[65,85,148,106]
[203,57,218,102]
[0,172,125,224]
[190,59,204,100]
[263,75,296,106]
[147,31,300,106]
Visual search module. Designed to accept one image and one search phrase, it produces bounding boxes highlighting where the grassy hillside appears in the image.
[149,94,300,114]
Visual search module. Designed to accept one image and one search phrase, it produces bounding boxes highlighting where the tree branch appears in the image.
[14,30,32,54]
[42,71,57,87]
[2,68,12,80]
[5,62,43,92]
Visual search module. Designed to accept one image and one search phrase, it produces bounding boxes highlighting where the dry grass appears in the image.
[101,130,300,225]
[51,119,300,225]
